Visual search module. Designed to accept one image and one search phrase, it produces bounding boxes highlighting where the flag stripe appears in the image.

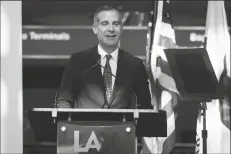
[219,58,230,130]
[156,71,178,94]
[163,100,174,118]
[157,22,176,44]
[195,109,202,154]
[162,130,176,154]
[157,84,179,116]
[161,90,174,119]
[158,35,176,48]
[157,112,176,154]
[219,98,230,130]
[157,57,173,77]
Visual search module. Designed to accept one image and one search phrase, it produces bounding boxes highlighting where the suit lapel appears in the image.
[85,47,104,91]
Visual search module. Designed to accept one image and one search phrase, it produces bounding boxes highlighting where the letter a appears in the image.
[85,131,101,152]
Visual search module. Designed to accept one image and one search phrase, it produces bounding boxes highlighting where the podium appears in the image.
[27,108,167,154]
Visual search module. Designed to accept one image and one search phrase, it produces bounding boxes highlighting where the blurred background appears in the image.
[22,0,230,153]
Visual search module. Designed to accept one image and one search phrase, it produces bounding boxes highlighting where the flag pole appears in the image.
[145,0,160,109]
[145,1,156,70]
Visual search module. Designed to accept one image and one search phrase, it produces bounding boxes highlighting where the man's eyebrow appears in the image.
[100,20,108,23]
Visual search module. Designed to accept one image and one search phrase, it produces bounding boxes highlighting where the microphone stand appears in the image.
[126,88,142,154]
[200,101,209,154]
[52,92,58,124]
[197,99,211,154]
[83,54,102,76]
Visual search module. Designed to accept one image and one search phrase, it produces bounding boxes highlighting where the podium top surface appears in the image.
[27,108,167,139]
[32,108,159,113]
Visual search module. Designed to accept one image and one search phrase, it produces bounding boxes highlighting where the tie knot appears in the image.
[106,54,112,61]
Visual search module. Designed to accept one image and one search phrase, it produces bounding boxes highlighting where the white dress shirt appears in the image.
[98,45,118,90]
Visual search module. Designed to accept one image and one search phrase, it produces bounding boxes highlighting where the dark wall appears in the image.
[23,59,65,110]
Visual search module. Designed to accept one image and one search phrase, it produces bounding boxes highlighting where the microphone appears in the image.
[83,54,101,75]
[53,92,58,108]
[52,92,59,123]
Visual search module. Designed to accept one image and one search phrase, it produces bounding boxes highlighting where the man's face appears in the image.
[93,10,123,49]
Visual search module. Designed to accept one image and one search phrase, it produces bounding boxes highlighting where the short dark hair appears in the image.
[93,5,122,26]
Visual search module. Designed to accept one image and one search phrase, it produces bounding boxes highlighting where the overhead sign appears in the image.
[22,26,208,58]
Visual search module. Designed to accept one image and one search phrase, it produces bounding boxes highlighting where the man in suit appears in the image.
[55,5,153,109]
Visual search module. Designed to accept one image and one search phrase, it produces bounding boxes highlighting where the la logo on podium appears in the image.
[74,131,101,152]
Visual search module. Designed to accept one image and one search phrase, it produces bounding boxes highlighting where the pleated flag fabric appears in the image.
[195,1,230,153]
[143,0,179,153]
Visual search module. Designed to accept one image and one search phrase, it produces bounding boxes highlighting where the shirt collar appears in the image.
[98,45,119,62]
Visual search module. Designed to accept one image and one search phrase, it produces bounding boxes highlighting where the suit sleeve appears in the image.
[55,54,78,108]
[134,59,153,109]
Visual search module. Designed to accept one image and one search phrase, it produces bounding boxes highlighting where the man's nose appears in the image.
[107,24,115,31]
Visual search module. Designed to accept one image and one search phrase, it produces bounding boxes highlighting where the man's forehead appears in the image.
[97,10,121,20]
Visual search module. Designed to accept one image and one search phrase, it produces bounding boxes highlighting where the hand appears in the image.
[56,101,72,108]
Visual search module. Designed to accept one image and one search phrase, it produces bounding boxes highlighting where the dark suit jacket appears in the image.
[56,46,152,109]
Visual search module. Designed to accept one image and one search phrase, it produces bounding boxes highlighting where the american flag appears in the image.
[143,0,179,153]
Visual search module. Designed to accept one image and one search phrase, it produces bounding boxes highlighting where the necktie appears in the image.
[103,54,112,104]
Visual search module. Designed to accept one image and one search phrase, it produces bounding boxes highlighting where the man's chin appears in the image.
[103,42,118,48]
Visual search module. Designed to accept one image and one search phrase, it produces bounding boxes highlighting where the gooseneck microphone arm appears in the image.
[52,92,59,123]
[83,55,102,76]
[83,54,116,77]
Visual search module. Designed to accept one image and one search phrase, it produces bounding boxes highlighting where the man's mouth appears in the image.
[105,35,117,38]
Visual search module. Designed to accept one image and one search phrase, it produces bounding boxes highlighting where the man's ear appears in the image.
[92,25,97,34]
